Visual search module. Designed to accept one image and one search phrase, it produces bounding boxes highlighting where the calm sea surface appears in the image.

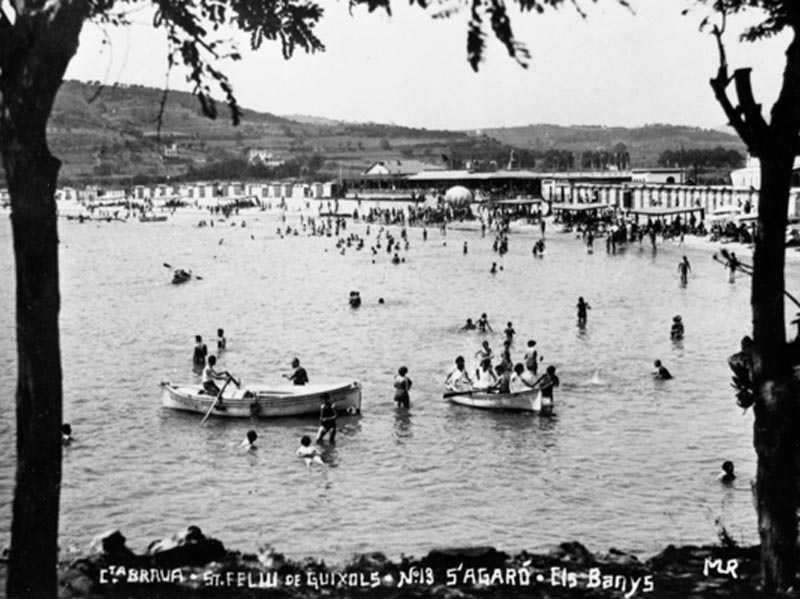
[0,204,794,562]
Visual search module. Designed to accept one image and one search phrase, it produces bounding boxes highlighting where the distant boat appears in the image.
[171,269,192,285]
[161,380,362,419]
[140,214,168,222]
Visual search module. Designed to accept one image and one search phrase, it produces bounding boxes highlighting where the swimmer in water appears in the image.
[719,460,736,484]
[653,359,673,380]
[217,328,226,351]
[460,318,477,331]
[61,423,73,446]
[477,313,493,333]
[296,435,324,466]
[239,430,258,451]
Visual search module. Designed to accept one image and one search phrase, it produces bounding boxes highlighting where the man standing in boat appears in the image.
[284,357,309,385]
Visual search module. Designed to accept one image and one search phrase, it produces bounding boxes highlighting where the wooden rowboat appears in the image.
[161,380,362,419]
[444,388,552,413]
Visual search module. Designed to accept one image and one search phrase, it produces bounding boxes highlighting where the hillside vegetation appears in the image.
[44,80,745,185]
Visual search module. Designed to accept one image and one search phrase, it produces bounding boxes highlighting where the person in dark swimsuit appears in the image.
[193,335,208,366]
[316,394,337,443]
[539,365,560,406]
[393,366,412,409]
[576,297,591,325]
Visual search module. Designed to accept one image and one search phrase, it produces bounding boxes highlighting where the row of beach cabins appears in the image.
[1,164,798,222]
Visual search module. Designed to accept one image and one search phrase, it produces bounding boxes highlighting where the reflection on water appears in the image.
[0,208,791,562]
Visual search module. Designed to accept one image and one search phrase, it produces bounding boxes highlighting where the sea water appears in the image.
[0,206,788,561]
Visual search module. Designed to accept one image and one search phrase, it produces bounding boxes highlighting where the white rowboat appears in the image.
[161,381,362,419]
[445,388,551,413]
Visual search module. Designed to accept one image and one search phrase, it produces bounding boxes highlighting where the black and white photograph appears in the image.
[1,1,799,597]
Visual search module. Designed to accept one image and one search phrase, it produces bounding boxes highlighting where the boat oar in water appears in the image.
[200,374,240,425]
[712,252,800,308]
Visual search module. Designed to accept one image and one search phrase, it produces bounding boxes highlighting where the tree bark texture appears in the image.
[749,31,800,593]
[1,3,87,598]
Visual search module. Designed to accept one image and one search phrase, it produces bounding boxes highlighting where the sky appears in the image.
[64,1,789,131]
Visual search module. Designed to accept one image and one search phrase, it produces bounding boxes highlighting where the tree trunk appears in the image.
[4,137,63,599]
[1,7,87,598]
[752,153,799,591]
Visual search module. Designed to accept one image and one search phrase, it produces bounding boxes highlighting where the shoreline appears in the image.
[1,527,764,598]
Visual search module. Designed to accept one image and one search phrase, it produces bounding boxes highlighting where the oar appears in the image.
[444,389,475,398]
[718,248,754,272]
[200,374,234,426]
[712,254,800,308]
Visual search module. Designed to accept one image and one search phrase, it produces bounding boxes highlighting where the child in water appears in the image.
[239,430,257,451]
[719,461,736,484]
[670,316,684,340]
[296,435,325,466]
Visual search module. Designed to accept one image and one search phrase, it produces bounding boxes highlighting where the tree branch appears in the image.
[708,17,769,157]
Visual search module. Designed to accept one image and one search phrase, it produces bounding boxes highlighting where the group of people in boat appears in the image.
[444,349,560,402]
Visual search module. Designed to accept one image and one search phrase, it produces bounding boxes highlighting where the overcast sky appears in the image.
[64,1,787,131]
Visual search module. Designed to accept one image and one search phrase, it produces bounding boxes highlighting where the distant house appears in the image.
[731,155,800,189]
[631,168,686,185]
[248,149,285,167]
[363,160,445,177]
[163,143,178,158]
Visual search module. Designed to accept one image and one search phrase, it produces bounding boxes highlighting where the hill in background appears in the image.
[45,80,745,185]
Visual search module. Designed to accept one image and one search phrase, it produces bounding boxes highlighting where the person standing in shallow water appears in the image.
[477,313,493,333]
[576,297,591,325]
[316,393,337,443]
[193,335,208,367]
[678,256,691,284]
[393,366,412,409]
